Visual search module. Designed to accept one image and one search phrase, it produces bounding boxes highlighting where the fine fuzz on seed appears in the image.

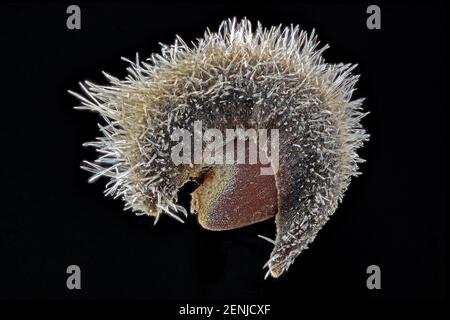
[70,18,369,278]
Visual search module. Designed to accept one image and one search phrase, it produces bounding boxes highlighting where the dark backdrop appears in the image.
[0,2,447,304]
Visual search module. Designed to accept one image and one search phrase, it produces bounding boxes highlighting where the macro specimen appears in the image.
[71,18,369,278]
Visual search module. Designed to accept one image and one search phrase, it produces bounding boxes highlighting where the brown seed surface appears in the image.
[193,163,278,231]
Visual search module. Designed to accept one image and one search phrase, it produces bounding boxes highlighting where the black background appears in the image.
[0,2,447,305]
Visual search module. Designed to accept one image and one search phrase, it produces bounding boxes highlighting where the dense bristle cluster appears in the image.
[71,18,369,278]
